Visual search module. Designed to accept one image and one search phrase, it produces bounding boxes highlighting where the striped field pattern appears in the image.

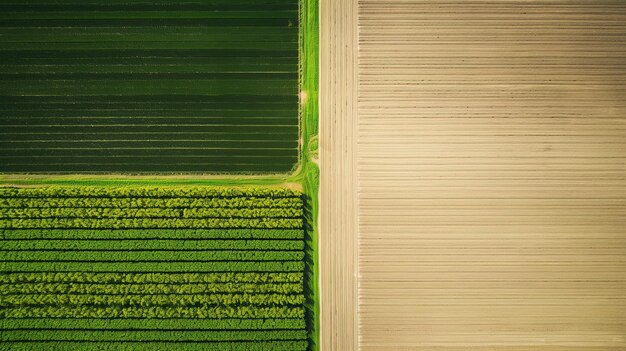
[0,186,310,351]
[0,0,300,174]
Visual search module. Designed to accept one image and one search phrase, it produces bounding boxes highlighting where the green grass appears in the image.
[297,0,321,348]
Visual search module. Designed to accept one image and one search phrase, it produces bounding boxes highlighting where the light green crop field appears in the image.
[0,187,309,351]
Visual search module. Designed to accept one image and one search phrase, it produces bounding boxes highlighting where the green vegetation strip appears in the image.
[1,250,304,262]
[3,261,305,273]
[2,282,303,295]
[0,187,300,198]
[1,229,304,240]
[0,207,302,219]
[1,196,302,209]
[0,217,303,229]
[0,272,303,284]
[0,341,308,351]
[2,330,307,342]
[0,318,305,330]
[2,306,304,319]
[1,293,305,308]
[0,11,298,21]
[0,239,304,251]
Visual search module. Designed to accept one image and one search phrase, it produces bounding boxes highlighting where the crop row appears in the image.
[2,305,305,319]
[0,117,298,126]
[0,239,304,251]
[0,187,300,199]
[0,196,302,209]
[0,92,296,101]
[1,229,304,240]
[0,217,303,229]
[0,25,297,41]
[0,4,299,15]
[2,261,305,273]
[1,293,305,308]
[2,117,298,127]
[2,67,298,82]
[0,157,299,169]
[1,282,303,295]
[2,329,307,342]
[0,94,296,108]
[1,126,298,136]
[0,0,298,10]
[0,112,296,122]
[1,250,303,262]
[1,132,297,143]
[0,341,308,351]
[0,163,298,174]
[0,272,303,284]
[2,108,296,117]
[0,318,305,330]
[0,207,301,219]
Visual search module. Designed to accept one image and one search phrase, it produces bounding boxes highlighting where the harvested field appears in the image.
[320,0,626,350]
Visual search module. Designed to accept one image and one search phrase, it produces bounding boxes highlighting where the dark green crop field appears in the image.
[0,186,311,351]
[0,0,300,174]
